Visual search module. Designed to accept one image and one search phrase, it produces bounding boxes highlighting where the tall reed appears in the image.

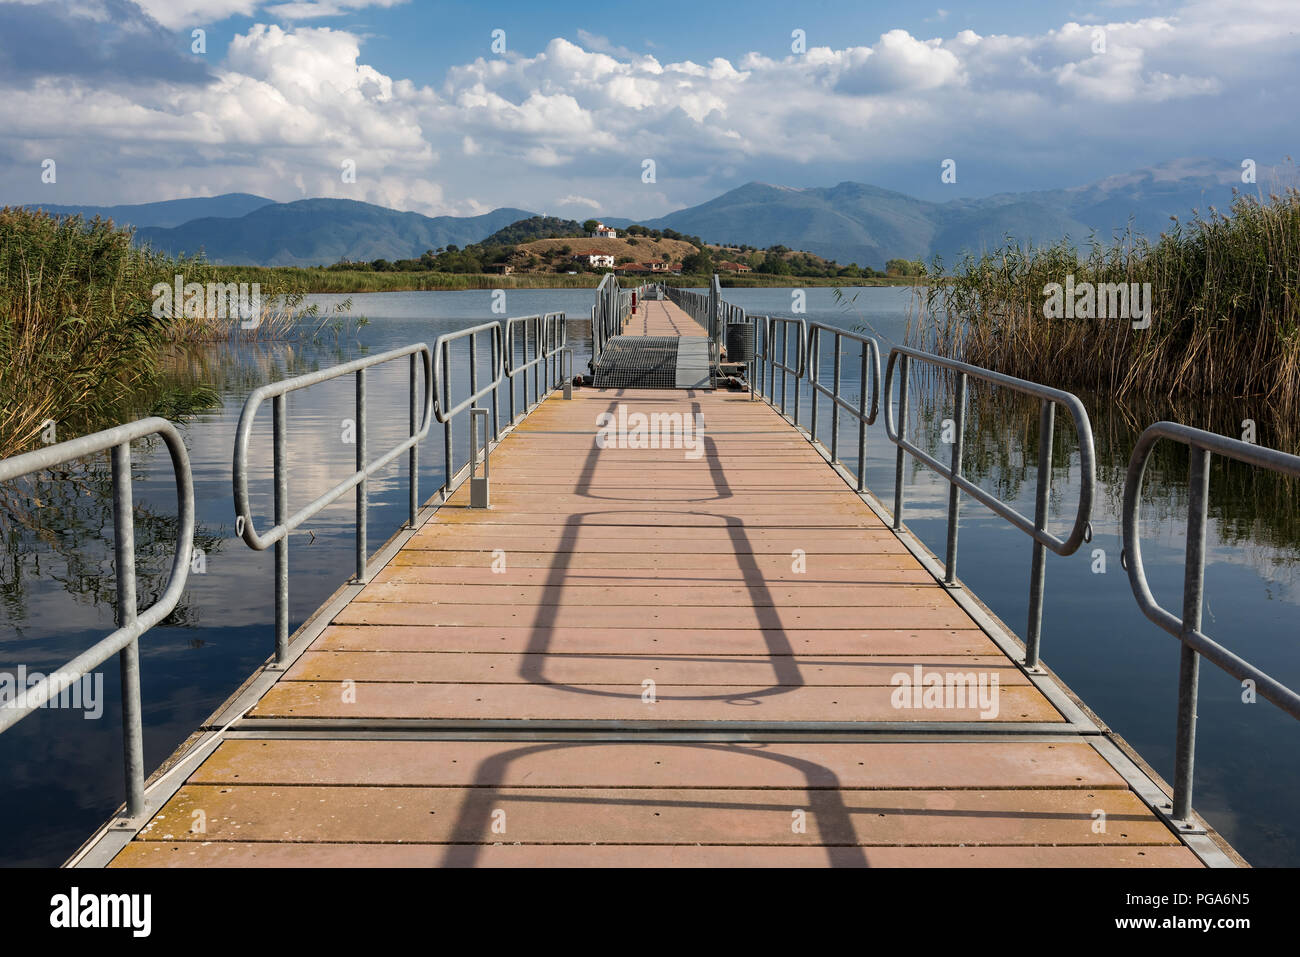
[908,190,1300,413]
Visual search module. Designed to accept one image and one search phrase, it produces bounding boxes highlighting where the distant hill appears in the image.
[58,158,1288,270]
[481,216,584,245]
[22,193,272,229]
[135,199,535,266]
[610,160,1273,269]
[514,235,697,270]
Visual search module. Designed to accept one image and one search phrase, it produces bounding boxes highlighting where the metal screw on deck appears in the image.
[470,407,490,508]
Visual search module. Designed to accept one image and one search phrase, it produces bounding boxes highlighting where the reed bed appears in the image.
[0,207,353,457]
[907,190,1300,413]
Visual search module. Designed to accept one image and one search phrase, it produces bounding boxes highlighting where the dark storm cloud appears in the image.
[0,0,214,84]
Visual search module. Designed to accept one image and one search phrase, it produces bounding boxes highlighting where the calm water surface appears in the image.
[1,286,1296,865]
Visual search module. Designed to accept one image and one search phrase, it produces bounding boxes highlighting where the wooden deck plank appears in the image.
[313,625,996,655]
[112,842,1200,868]
[108,381,1200,867]
[126,784,1176,847]
[248,681,1060,721]
[180,740,1116,788]
[283,652,1034,685]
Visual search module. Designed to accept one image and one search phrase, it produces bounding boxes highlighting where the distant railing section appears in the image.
[592,273,630,362]
[808,324,882,494]
[233,314,570,665]
[1122,423,1300,827]
[884,345,1096,668]
[505,312,568,422]
[663,282,712,333]
[0,419,195,823]
[743,294,1093,667]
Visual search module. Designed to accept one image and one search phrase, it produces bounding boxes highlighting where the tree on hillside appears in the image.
[582,219,600,234]
[885,258,925,277]
[682,248,713,274]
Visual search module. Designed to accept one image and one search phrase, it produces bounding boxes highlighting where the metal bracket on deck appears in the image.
[469,408,490,508]
[1154,802,1209,836]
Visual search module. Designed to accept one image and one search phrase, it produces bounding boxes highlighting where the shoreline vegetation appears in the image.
[905,189,1300,414]
[5,190,1298,456]
[0,207,357,457]
[206,266,920,293]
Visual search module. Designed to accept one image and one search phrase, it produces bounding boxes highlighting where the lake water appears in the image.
[1,286,1296,866]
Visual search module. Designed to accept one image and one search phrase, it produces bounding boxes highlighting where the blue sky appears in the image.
[2,0,1295,218]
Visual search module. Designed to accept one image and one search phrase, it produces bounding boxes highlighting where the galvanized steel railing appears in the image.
[748,314,884,492]
[663,281,712,335]
[884,344,1096,668]
[0,418,195,823]
[1122,422,1300,827]
[807,323,882,493]
[233,317,570,665]
[756,316,808,421]
[505,312,568,421]
[234,343,434,664]
[592,273,629,362]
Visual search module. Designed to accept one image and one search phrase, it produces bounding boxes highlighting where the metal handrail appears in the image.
[664,282,712,333]
[0,418,194,822]
[504,313,566,422]
[233,342,434,663]
[757,316,808,423]
[884,344,1095,668]
[592,273,623,361]
[431,321,504,424]
[1122,422,1300,825]
[807,322,882,492]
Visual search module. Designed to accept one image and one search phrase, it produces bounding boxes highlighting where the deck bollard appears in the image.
[470,407,490,508]
[563,347,574,399]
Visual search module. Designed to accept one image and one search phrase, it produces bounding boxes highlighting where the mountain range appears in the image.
[22,159,1276,268]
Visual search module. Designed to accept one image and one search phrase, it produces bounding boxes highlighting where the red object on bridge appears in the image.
[632,291,638,314]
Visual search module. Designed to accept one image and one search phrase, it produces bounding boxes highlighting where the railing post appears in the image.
[1174,445,1211,823]
[442,339,453,498]
[809,328,820,444]
[944,372,967,585]
[531,318,540,408]
[831,333,842,463]
[792,323,801,428]
[470,408,490,508]
[409,353,418,528]
[469,329,479,416]
[507,324,517,425]
[492,324,501,441]
[563,347,574,399]
[111,442,145,822]
[273,393,288,664]
[780,323,789,417]
[767,319,776,402]
[893,354,910,529]
[1025,399,1055,668]
[856,342,868,493]
[355,367,367,582]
